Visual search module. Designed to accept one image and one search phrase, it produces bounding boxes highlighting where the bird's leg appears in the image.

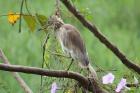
[86,68,91,78]
[66,58,74,71]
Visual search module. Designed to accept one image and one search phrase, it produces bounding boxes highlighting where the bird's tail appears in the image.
[87,63,98,80]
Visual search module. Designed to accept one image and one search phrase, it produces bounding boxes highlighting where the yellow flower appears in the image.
[8,12,20,25]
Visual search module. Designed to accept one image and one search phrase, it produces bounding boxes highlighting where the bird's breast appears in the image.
[56,27,71,55]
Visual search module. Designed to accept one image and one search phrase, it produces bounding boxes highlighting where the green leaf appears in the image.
[23,15,36,32]
[35,13,47,26]
[35,13,48,33]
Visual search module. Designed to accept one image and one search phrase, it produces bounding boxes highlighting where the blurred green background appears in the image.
[0,0,140,93]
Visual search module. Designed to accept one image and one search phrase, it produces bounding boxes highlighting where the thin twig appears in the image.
[19,0,25,33]
[40,32,50,92]
[96,69,117,72]
[0,14,33,17]
[47,50,71,58]
[25,0,31,15]
[0,49,33,93]
[55,0,61,17]
[66,59,74,71]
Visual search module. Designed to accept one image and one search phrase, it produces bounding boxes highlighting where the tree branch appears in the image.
[0,64,88,88]
[0,63,107,93]
[60,0,140,74]
[0,49,107,92]
[0,49,33,93]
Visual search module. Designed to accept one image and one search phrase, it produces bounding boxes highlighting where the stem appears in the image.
[19,0,25,33]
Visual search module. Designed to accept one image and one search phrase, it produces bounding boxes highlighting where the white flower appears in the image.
[115,78,127,92]
[51,82,57,93]
[102,73,115,84]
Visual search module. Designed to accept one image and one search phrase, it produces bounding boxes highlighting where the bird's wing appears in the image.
[62,24,87,54]
[61,24,89,67]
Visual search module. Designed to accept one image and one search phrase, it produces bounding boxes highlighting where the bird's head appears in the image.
[46,15,64,30]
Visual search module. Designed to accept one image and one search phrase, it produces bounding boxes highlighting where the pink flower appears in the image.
[51,82,57,93]
[102,73,115,84]
[115,78,126,92]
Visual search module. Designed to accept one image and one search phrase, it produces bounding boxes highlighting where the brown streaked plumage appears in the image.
[56,24,89,67]
[47,15,97,79]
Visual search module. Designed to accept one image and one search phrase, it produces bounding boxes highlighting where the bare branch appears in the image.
[0,64,87,86]
[0,49,33,93]
[0,49,104,92]
[60,0,140,74]
[0,63,107,93]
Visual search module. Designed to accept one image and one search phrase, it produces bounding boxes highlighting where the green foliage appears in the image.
[35,13,47,26]
[23,15,36,32]
[0,80,11,93]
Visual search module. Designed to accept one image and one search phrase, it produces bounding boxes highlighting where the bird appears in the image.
[46,15,98,79]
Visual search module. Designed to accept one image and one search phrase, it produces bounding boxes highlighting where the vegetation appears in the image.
[0,0,140,93]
